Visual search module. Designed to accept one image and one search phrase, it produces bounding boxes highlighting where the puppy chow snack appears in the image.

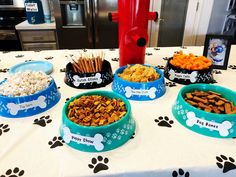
[184,90,236,114]
[67,95,127,126]
[118,64,160,82]
[0,71,51,97]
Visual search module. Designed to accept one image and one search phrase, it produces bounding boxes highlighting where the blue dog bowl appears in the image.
[112,65,166,101]
[0,79,61,118]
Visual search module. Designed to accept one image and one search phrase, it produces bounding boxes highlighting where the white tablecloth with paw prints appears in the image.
[0,46,236,177]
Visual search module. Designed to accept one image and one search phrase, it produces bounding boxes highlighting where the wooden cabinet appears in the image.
[18,30,58,51]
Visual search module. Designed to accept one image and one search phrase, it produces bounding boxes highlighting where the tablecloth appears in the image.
[0,46,236,177]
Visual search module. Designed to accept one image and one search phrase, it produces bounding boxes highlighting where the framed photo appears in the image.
[203,34,232,70]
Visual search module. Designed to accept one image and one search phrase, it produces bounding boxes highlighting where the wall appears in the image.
[182,0,214,46]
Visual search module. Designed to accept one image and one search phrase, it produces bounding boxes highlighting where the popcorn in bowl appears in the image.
[0,71,52,97]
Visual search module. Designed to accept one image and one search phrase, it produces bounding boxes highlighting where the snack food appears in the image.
[0,71,52,97]
[67,52,105,73]
[118,64,160,82]
[67,95,127,126]
[184,90,236,114]
[170,51,212,70]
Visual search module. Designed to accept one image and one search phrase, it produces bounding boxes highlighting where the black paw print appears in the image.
[145,52,153,56]
[0,124,10,136]
[109,48,116,51]
[82,48,87,52]
[165,82,177,87]
[2,51,10,54]
[210,79,217,84]
[154,47,160,50]
[33,115,52,127]
[216,155,236,173]
[213,70,222,74]
[44,56,54,60]
[24,60,32,62]
[163,57,170,61]
[180,46,187,49]
[88,156,109,174]
[15,55,24,58]
[155,116,174,128]
[60,68,66,72]
[130,132,135,139]
[111,58,119,62]
[156,65,165,70]
[65,97,71,103]
[229,65,236,69]
[174,51,180,54]
[0,68,9,73]
[48,136,65,149]
[57,86,61,89]
[172,168,190,177]
[0,167,24,177]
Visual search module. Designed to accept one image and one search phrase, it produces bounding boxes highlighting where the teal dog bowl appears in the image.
[172,84,236,138]
[60,90,135,152]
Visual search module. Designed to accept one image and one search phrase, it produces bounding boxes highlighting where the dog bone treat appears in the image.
[0,71,52,97]
[67,95,127,126]
[170,51,212,70]
[184,90,236,114]
[118,64,160,82]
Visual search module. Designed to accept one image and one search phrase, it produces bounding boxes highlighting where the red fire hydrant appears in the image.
[109,0,158,66]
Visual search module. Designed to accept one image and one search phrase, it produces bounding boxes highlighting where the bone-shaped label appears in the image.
[72,73,102,87]
[186,112,232,137]
[6,96,47,115]
[125,86,157,99]
[63,127,104,151]
[169,69,197,83]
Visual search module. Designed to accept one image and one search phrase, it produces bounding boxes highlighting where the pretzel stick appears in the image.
[91,58,96,72]
[98,57,102,72]
[88,60,94,73]
[71,59,81,72]
[95,58,99,72]
[78,58,86,73]
[66,56,77,72]
[84,59,90,73]
[74,59,83,72]
[86,59,91,73]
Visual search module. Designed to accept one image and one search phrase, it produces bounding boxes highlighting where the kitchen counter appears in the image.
[0,47,236,177]
[15,20,56,30]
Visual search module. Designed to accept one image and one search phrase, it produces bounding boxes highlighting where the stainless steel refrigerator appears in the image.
[53,0,118,49]
[207,0,236,44]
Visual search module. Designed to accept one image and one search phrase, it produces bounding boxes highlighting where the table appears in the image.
[0,46,236,177]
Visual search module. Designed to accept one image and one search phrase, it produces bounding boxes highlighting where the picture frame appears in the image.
[203,34,232,70]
